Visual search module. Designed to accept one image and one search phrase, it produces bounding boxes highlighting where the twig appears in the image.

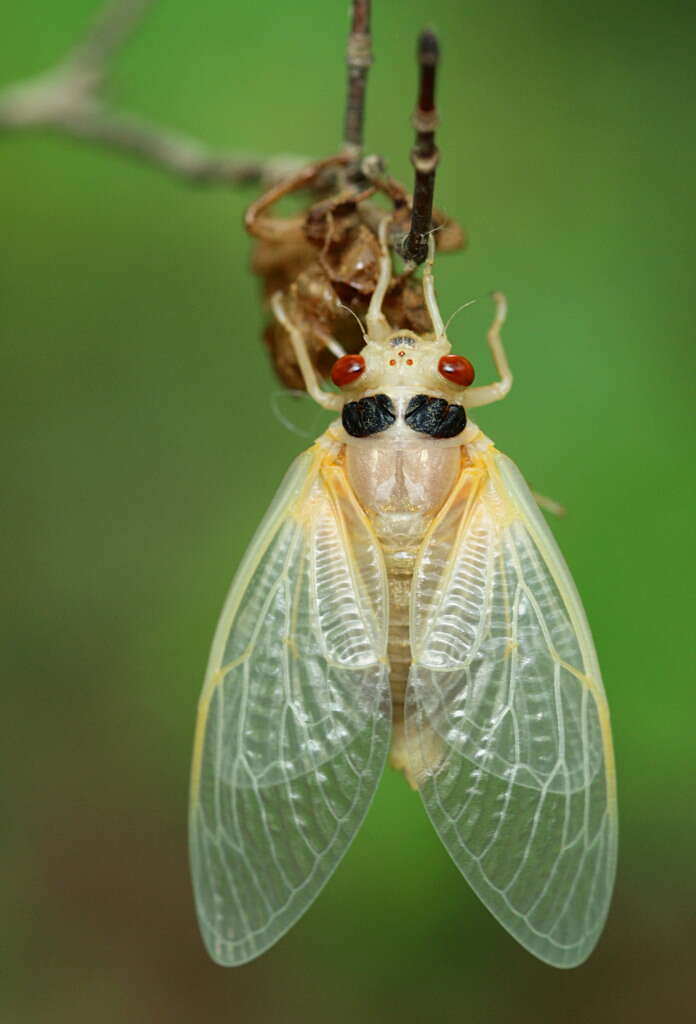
[66,0,157,84]
[399,28,441,265]
[0,0,305,187]
[342,0,373,160]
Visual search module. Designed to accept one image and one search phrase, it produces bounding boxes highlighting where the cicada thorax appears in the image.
[340,391,469,439]
[344,434,463,717]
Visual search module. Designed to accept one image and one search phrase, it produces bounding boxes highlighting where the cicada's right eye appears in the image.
[331,354,366,388]
[438,354,475,387]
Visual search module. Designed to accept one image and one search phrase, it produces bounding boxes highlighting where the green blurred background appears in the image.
[2,1,695,1021]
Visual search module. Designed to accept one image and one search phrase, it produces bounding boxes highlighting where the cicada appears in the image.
[189,219,618,968]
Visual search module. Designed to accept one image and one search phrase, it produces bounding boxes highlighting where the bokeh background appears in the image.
[2,1,695,1021]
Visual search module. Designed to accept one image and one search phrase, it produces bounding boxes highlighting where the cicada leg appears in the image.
[244,155,349,243]
[532,490,567,518]
[365,216,394,342]
[422,234,446,340]
[271,292,343,411]
[315,326,347,360]
[464,292,513,409]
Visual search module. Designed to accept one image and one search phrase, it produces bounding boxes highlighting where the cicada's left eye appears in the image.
[331,354,366,388]
[438,354,475,387]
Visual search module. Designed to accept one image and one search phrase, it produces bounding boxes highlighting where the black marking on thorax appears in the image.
[404,394,467,439]
[342,394,396,438]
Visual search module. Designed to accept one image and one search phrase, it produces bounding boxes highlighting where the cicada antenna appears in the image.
[337,302,368,343]
[343,0,373,163]
[399,28,441,266]
[443,297,479,335]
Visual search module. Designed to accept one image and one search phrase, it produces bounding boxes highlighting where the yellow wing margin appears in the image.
[190,440,391,965]
[405,446,617,968]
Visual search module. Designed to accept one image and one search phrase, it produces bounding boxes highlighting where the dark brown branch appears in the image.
[342,0,373,160]
[399,28,441,265]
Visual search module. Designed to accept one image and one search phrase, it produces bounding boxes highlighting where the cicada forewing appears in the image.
[190,443,391,965]
[405,449,617,967]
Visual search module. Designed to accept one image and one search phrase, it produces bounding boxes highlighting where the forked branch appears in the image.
[0,0,305,186]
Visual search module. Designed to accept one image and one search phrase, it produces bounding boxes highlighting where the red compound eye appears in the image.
[331,354,366,388]
[438,354,475,387]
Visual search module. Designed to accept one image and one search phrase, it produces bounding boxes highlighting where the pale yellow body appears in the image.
[189,220,618,969]
[341,413,480,783]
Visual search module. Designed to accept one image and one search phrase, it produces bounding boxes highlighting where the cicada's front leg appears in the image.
[365,216,395,342]
[271,292,343,412]
[464,292,513,409]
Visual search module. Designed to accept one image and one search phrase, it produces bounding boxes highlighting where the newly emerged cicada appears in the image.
[189,219,618,969]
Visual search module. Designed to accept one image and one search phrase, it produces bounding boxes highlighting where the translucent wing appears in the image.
[190,442,390,965]
[405,448,617,967]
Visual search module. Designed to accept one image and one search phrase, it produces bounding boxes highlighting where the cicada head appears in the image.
[331,330,475,401]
